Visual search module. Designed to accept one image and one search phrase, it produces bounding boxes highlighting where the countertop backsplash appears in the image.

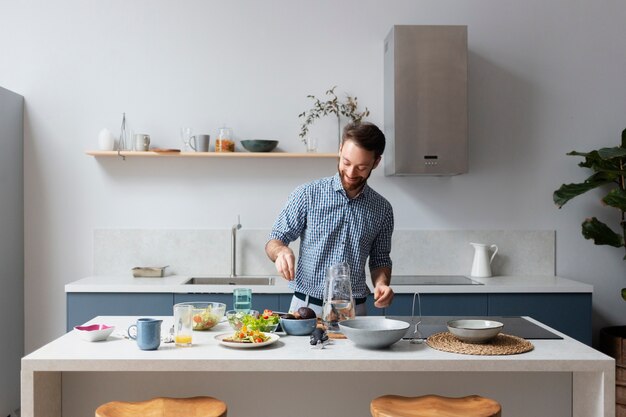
[93,229,555,278]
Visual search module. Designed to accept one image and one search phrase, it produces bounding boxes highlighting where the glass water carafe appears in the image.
[322,262,355,333]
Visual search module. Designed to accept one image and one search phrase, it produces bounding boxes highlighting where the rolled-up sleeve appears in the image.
[368,204,394,271]
[268,185,308,245]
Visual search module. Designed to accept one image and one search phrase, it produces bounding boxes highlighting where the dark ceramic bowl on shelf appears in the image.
[240,140,279,152]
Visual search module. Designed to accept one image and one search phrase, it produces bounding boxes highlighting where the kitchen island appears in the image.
[65,275,594,343]
[22,315,613,417]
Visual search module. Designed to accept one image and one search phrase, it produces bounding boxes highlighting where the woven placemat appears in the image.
[426,332,534,355]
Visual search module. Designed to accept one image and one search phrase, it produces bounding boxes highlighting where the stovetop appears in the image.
[391,275,483,285]
[388,316,563,340]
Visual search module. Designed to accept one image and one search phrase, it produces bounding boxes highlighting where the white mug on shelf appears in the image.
[134,134,150,151]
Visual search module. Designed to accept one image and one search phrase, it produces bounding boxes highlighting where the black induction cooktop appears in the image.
[391,275,483,285]
[388,316,563,340]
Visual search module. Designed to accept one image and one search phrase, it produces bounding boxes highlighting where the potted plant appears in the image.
[298,86,370,150]
[554,129,626,405]
[553,128,626,264]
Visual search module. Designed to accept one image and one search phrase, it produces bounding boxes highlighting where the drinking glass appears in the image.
[233,288,252,313]
[180,127,193,152]
[306,136,318,153]
[173,303,193,347]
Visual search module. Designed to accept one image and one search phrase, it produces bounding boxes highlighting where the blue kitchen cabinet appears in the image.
[67,291,592,344]
[66,293,174,331]
[174,293,281,312]
[384,294,489,316]
[278,294,293,312]
[488,293,592,345]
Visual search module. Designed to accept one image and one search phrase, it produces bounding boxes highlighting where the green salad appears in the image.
[242,309,280,332]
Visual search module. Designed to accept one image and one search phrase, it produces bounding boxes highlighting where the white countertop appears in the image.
[64,275,593,294]
[22,315,609,373]
[21,315,614,417]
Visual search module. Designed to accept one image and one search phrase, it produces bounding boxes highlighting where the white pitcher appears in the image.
[470,242,498,277]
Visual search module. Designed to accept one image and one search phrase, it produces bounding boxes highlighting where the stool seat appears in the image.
[95,396,227,417]
[371,394,501,417]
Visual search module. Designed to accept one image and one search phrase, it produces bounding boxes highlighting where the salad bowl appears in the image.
[226,309,279,332]
[175,302,226,330]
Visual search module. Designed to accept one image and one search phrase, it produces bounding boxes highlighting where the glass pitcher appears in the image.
[322,262,356,333]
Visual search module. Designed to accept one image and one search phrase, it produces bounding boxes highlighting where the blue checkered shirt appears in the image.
[268,173,394,299]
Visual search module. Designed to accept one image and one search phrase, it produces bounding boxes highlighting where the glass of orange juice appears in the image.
[173,304,193,347]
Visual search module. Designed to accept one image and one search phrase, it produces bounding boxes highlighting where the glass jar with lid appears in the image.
[215,127,235,152]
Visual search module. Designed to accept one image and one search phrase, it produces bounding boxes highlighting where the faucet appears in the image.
[231,215,242,278]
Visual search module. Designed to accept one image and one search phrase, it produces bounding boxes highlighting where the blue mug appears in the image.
[127,318,162,350]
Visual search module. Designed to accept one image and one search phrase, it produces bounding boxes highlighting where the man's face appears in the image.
[338,140,380,194]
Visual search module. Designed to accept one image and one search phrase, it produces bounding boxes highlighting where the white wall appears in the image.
[0,0,624,352]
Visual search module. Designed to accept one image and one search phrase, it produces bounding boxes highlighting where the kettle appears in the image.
[470,242,499,278]
[322,262,355,333]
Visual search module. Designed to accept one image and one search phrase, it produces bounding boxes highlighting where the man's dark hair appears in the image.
[341,121,386,159]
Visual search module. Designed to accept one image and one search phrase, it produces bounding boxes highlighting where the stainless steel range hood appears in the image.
[384,25,468,176]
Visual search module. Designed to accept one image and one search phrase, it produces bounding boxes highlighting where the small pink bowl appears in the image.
[74,324,115,342]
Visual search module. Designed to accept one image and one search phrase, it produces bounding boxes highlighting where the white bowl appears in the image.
[74,324,115,342]
[446,319,503,344]
[339,317,409,349]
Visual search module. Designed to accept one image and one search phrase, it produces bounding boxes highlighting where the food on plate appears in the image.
[224,325,270,343]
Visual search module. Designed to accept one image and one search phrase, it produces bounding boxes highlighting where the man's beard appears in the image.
[338,164,372,194]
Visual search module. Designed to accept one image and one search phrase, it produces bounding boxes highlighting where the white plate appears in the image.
[215,332,279,348]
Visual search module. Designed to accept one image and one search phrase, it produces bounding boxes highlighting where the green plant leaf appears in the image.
[581,217,625,247]
[598,146,626,159]
[622,288,626,301]
[603,188,626,211]
[553,172,615,207]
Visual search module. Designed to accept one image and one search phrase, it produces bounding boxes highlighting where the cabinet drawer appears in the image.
[67,293,173,331]
[384,294,488,316]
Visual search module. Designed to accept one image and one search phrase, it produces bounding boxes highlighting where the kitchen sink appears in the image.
[184,276,276,286]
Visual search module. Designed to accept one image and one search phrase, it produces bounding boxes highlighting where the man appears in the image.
[265,121,394,316]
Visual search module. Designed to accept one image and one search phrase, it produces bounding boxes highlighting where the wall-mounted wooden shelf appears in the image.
[85,150,338,159]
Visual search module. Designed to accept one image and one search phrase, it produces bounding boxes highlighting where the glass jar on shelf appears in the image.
[215,126,235,152]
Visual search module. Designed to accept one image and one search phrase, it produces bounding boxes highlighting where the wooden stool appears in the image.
[370,394,501,417]
[95,396,227,417]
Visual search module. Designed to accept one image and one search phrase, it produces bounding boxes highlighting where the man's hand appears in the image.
[274,247,296,281]
[266,239,296,281]
[373,283,394,308]
[371,266,393,308]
